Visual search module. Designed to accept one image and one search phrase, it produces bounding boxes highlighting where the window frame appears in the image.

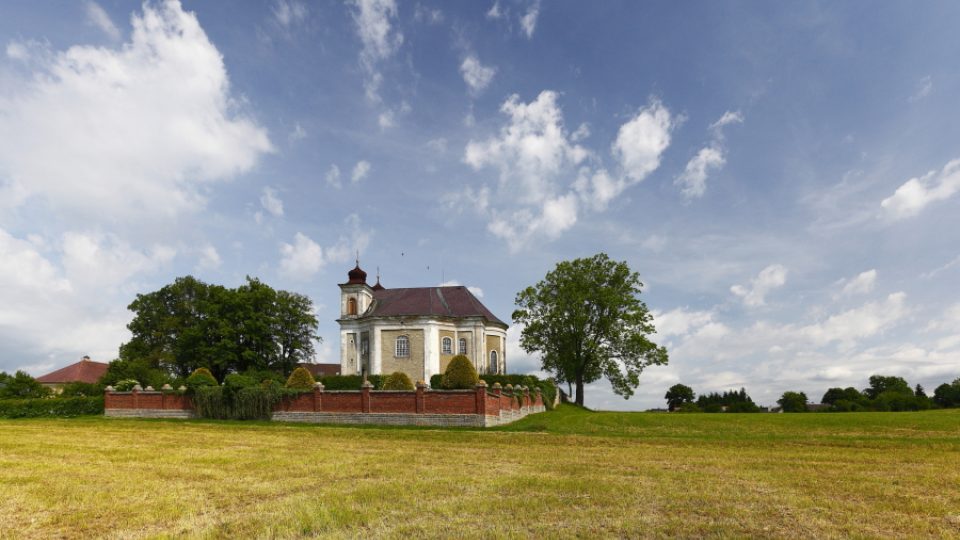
[441,336,452,355]
[489,350,498,374]
[395,335,410,358]
[458,337,467,355]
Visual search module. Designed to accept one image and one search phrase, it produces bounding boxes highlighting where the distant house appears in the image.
[36,356,109,391]
[296,362,341,378]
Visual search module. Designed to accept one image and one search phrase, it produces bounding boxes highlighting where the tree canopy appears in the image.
[119,276,320,380]
[777,391,809,413]
[665,383,695,411]
[512,253,668,405]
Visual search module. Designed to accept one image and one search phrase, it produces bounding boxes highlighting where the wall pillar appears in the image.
[415,381,426,413]
[313,382,324,412]
[361,381,372,413]
[475,380,488,416]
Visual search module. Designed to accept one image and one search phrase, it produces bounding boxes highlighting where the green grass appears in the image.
[1,406,959,538]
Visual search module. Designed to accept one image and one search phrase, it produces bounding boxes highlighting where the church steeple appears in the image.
[372,266,385,291]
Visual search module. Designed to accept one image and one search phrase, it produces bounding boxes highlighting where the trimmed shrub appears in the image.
[441,355,479,389]
[317,375,384,390]
[285,367,316,390]
[381,372,415,391]
[59,381,104,397]
[0,396,103,418]
[114,379,140,392]
[186,368,218,392]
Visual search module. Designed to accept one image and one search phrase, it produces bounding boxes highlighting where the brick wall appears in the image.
[104,382,546,427]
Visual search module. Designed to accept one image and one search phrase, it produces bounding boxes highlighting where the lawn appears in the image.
[1,406,958,538]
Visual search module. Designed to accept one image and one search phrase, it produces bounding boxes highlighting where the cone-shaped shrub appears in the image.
[381,371,415,390]
[441,355,479,389]
[186,368,217,391]
[285,366,316,390]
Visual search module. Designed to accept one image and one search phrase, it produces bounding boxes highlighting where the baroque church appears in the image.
[337,262,508,384]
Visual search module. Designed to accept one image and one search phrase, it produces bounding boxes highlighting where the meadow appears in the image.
[1,406,958,538]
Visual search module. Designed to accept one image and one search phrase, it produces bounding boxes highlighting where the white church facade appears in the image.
[337,263,508,384]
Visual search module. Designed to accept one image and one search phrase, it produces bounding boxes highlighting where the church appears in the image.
[337,262,508,384]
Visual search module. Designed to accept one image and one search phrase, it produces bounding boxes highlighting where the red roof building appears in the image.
[297,362,341,378]
[36,356,109,386]
[336,263,507,385]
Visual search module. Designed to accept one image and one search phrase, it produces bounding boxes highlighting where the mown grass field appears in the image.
[1,406,959,539]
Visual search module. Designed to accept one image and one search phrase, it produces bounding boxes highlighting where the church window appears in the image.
[395,335,409,357]
[458,338,467,355]
[489,350,498,374]
[442,337,452,354]
[347,297,357,315]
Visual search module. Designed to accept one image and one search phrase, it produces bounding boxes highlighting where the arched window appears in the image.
[441,337,452,354]
[489,350,498,374]
[458,338,467,355]
[347,297,357,315]
[395,335,409,357]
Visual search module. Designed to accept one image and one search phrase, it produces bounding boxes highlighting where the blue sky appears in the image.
[1,0,958,409]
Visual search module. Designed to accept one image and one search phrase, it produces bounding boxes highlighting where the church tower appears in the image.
[338,260,374,375]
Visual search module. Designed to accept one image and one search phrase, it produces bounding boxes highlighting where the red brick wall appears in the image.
[103,386,541,417]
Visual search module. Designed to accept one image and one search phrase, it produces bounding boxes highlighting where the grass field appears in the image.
[2,406,959,538]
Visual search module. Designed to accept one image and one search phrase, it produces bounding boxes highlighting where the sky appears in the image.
[1,0,958,410]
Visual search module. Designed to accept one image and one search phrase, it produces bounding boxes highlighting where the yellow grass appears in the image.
[1,406,959,538]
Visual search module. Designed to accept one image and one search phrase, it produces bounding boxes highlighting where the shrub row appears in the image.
[426,372,556,410]
[0,396,104,418]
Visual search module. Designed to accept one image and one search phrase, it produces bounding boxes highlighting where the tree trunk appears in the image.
[575,371,585,406]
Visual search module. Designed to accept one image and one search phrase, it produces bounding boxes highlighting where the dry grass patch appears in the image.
[1,407,958,538]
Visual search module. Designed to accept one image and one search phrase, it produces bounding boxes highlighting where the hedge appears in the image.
[427,373,557,410]
[316,375,384,390]
[0,397,104,418]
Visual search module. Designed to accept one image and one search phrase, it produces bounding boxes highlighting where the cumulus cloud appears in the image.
[838,269,877,297]
[0,0,272,224]
[675,147,724,199]
[84,1,121,40]
[487,193,579,252]
[325,164,342,189]
[881,158,960,220]
[272,0,308,28]
[520,0,541,38]
[350,0,402,103]
[908,75,933,103]
[259,187,285,217]
[731,264,788,307]
[676,110,742,199]
[613,99,675,183]
[439,280,484,298]
[460,55,496,94]
[196,244,222,271]
[653,308,715,338]
[278,215,371,279]
[351,160,371,183]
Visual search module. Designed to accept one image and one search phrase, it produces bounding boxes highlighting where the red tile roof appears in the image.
[297,363,341,377]
[362,286,507,327]
[36,359,109,384]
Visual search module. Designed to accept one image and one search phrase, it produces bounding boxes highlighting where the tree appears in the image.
[513,253,668,406]
[864,375,911,400]
[120,276,320,380]
[914,384,927,399]
[821,387,863,406]
[777,391,809,413]
[665,384,695,412]
[0,371,51,399]
[933,378,960,408]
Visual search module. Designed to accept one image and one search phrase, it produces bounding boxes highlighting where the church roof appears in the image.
[364,286,507,327]
[36,357,109,384]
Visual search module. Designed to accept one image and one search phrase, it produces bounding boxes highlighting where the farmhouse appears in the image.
[337,262,508,384]
[36,356,108,391]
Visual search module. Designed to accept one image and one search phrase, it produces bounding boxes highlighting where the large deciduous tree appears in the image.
[665,383,695,412]
[119,276,320,380]
[512,253,668,406]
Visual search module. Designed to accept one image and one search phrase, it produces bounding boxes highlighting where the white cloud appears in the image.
[731,264,788,307]
[465,91,588,205]
[279,215,371,279]
[909,75,933,103]
[289,122,307,142]
[486,1,502,19]
[84,1,121,40]
[675,110,742,199]
[460,56,496,94]
[838,269,877,297]
[520,0,541,39]
[653,308,715,338]
[325,164,342,189]
[377,110,395,129]
[0,1,273,224]
[881,158,960,220]
[675,146,725,199]
[61,232,175,289]
[487,193,578,253]
[196,244,221,271]
[612,99,675,183]
[439,280,484,298]
[351,0,403,102]
[571,122,590,142]
[272,0,308,28]
[413,4,443,25]
[921,255,960,280]
[804,292,908,347]
[351,160,371,183]
[259,187,284,217]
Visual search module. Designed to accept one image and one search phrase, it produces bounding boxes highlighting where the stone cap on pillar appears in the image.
[314,381,325,391]
[476,380,488,388]
[361,381,374,389]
